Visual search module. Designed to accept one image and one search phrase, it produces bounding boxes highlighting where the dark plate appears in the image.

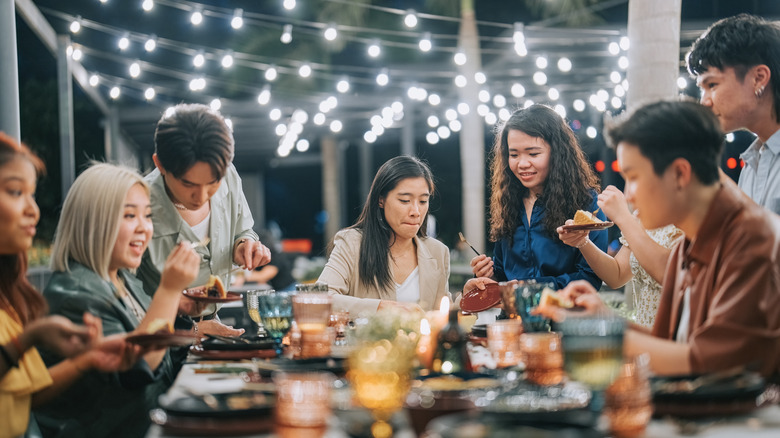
[481,380,595,427]
[425,410,601,437]
[159,390,274,418]
[650,372,766,418]
[150,409,274,435]
[126,331,199,348]
[190,345,278,360]
[461,283,502,313]
[200,335,276,351]
[256,356,347,376]
[560,222,614,232]
[471,324,487,338]
[182,288,243,303]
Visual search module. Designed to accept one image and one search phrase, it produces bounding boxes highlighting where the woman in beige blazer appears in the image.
[318,156,452,317]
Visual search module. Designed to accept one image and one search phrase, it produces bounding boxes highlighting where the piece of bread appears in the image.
[205,275,227,298]
[147,318,174,334]
[573,210,603,225]
[539,287,574,309]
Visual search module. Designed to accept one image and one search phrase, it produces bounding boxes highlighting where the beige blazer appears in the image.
[317,228,452,317]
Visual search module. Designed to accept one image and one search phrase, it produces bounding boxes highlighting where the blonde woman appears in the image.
[35,163,200,438]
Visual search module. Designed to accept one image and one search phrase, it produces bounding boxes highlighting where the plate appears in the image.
[200,335,276,351]
[190,345,278,360]
[126,331,200,348]
[650,372,766,418]
[159,390,274,418]
[461,283,502,313]
[182,288,243,303]
[560,222,614,232]
[150,409,274,435]
[481,380,595,427]
[255,356,347,376]
[426,411,601,438]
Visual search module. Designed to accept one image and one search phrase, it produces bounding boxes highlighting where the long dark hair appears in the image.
[0,132,47,325]
[351,156,434,290]
[489,105,600,241]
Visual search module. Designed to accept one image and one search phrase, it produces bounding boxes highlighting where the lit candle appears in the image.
[416,318,434,368]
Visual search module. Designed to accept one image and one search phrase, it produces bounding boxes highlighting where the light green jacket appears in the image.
[137,163,258,297]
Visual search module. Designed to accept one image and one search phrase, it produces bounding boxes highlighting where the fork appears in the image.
[458,232,481,256]
[190,236,210,250]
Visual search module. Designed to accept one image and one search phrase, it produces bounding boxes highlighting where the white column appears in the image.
[0,0,21,140]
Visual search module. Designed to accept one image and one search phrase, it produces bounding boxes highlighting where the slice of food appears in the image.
[573,210,604,225]
[204,275,227,298]
[539,287,574,309]
[147,318,174,334]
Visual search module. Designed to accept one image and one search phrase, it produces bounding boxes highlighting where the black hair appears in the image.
[154,103,234,180]
[605,100,724,184]
[686,13,780,122]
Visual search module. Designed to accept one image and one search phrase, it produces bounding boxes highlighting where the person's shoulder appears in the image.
[335,228,363,245]
[418,235,447,251]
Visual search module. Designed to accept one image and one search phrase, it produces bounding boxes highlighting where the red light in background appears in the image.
[740,159,745,168]
[611,160,620,172]
[726,157,737,169]
[595,160,605,172]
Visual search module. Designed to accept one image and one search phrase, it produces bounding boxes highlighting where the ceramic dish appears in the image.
[560,222,614,232]
[460,283,502,314]
[190,345,278,360]
[126,331,200,348]
[150,409,274,435]
[182,288,243,303]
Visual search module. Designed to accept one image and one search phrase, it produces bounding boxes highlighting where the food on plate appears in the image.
[539,288,574,309]
[147,318,174,334]
[573,210,604,225]
[203,275,227,298]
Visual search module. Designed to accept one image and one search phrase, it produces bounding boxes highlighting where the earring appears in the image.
[755,86,765,98]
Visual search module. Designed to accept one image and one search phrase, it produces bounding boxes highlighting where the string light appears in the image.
[193,51,205,68]
[619,36,630,51]
[419,32,432,52]
[547,88,559,100]
[257,86,271,105]
[323,23,337,41]
[457,102,470,115]
[428,94,440,106]
[329,120,343,133]
[265,65,278,81]
[188,77,206,91]
[283,0,296,11]
[364,131,377,143]
[426,132,439,144]
[535,56,548,69]
[404,10,418,28]
[88,74,99,87]
[453,50,467,66]
[618,56,629,69]
[142,0,153,12]
[269,108,282,121]
[336,78,350,93]
[493,94,506,108]
[71,47,83,61]
[296,139,309,152]
[313,113,326,125]
[477,104,489,116]
[427,115,439,127]
[533,71,547,85]
[190,7,203,26]
[221,51,234,68]
[69,16,81,33]
[449,120,462,132]
[474,72,486,84]
[677,76,688,89]
[437,126,451,139]
[144,87,155,100]
[608,42,620,55]
[610,71,621,83]
[478,89,490,103]
[513,22,527,56]
[109,86,120,99]
[485,113,497,125]
[558,57,572,72]
[511,83,525,97]
[231,9,244,29]
[586,126,598,138]
[281,24,292,43]
[376,69,389,86]
[144,35,157,52]
[210,98,221,111]
[129,61,141,78]
[117,34,130,50]
[454,75,466,88]
[573,99,586,111]
[367,40,381,58]
[298,63,312,78]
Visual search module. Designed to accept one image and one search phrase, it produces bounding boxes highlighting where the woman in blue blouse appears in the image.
[470,104,607,290]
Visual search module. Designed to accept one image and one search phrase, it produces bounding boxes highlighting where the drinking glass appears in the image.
[487,319,523,368]
[519,332,565,385]
[295,282,329,292]
[273,371,334,429]
[604,354,653,438]
[246,288,272,337]
[558,315,625,391]
[249,289,296,351]
[514,281,554,332]
[293,292,332,358]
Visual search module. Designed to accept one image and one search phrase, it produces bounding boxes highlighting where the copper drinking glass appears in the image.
[604,355,653,438]
[292,292,332,358]
[273,371,334,429]
[519,332,565,386]
[487,319,524,368]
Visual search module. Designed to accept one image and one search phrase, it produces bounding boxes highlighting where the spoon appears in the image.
[458,232,481,256]
[190,237,211,250]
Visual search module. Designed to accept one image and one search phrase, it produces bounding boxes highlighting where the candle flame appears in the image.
[420,318,431,336]
[439,296,450,314]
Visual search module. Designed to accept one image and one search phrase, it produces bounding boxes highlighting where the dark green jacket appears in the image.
[34,262,177,438]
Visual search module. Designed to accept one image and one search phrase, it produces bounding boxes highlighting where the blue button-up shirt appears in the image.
[492,192,607,290]
[739,130,780,215]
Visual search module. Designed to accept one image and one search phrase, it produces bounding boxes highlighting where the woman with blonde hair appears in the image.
[35,163,200,438]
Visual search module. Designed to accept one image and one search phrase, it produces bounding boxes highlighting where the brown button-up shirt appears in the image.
[652,182,780,377]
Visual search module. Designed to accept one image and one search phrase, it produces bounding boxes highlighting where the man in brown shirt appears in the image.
[539,100,780,378]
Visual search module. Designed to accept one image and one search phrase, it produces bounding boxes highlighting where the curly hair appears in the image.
[489,105,600,242]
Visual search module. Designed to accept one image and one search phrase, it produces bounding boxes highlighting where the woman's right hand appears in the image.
[21,315,92,358]
[557,219,589,248]
[598,185,633,225]
[158,242,200,294]
[470,254,494,278]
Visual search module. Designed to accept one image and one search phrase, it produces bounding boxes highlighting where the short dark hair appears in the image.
[154,103,234,180]
[686,13,780,122]
[352,155,435,290]
[606,100,724,185]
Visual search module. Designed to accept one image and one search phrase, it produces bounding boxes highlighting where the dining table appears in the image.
[144,340,780,438]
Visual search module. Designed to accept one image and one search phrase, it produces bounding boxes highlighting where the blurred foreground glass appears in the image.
[246,288,272,337]
[295,282,329,292]
[520,332,565,385]
[604,355,652,438]
[249,289,295,351]
[347,327,418,438]
[558,315,625,391]
[514,281,554,332]
[329,309,350,346]
[273,371,334,431]
[293,292,332,358]
[487,319,523,368]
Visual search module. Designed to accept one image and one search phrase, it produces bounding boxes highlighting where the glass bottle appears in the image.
[432,310,472,374]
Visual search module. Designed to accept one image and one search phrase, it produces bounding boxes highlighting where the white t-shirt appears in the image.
[395,266,420,304]
[190,211,211,242]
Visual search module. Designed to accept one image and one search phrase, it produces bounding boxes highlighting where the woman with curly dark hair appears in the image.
[470,104,607,290]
